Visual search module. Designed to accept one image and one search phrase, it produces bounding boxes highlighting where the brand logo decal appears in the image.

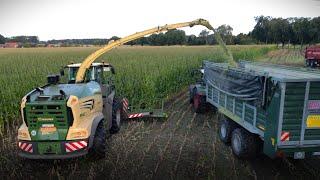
[80,99,94,110]
[38,117,54,121]
[31,130,37,136]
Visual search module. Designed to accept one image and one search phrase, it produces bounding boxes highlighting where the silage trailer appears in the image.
[190,60,320,159]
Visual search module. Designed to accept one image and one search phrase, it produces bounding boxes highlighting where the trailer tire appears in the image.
[231,128,258,159]
[90,120,106,159]
[219,115,237,144]
[110,98,122,134]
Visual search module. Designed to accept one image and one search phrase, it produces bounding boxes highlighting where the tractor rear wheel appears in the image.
[110,98,122,134]
[90,120,106,159]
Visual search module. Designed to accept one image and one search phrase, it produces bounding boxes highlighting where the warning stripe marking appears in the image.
[79,141,87,147]
[128,113,143,119]
[18,142,33,153]
[24,144,32,152]
[281,131,290,141]
[65,141,88,153]
[21,143,27,149]
[122,98,129,118]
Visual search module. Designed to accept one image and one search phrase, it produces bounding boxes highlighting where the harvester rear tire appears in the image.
[231,128,259,159]
[110,98,122,134]
[90,120,106,159]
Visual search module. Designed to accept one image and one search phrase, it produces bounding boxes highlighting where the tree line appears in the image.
[0,16,319,47]
[251,16,320,48]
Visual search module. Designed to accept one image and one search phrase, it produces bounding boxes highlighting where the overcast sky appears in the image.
[0,0,319,41]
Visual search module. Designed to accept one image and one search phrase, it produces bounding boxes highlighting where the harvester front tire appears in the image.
[231,128,259,159]
[90,120,106,159]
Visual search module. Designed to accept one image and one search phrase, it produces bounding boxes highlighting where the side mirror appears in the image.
[60,69,65,76]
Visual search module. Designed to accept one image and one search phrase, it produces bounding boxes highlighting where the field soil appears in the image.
[1,89,320,179]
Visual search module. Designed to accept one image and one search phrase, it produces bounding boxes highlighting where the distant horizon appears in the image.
[1,0,319,41]
[2,14,319,42]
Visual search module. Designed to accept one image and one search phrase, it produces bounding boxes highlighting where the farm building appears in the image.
[4,42,20,48]
[46,44,61,48]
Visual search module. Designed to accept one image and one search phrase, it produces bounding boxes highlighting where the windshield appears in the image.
[68,67,94,83]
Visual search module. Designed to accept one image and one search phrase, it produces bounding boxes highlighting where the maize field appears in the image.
[0,45,274,128]
[1,46,320,179]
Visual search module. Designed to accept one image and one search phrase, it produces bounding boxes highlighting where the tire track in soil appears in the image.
[151,107,196,179]
[132,91,191,179]
[102,90,190,179]
[105,121,156,179]
[149,105,192,179]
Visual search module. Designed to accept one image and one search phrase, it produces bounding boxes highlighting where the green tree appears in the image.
[165,30,186,45]
[148,33,167,45]
[199,30,210,44]
[216,24,234,45]
[252,16,272,44]
[310,17,320,44]
[234,33,255,45]
[292,17,311,48]
[268,18,291,48]
[0,34,5,44]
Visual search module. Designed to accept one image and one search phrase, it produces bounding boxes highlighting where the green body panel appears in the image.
[263,87,281,158]
[282,82,305,141]
[207,84,267,133]
[25,101,69,141]
[38,142,62,155]
[305,82,320,140]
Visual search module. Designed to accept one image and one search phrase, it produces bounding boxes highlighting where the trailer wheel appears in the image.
[193,94,206,113]
[306,60,311,67]
[110,98,122,134]
[219,115,237,144]
[231,128,259,159]
[90,120,106,159]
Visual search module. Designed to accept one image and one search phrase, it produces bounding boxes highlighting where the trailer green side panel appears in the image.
[264,86,282,158]
[304,82,320,140]
[282,82,305,142]
[206,83,266,137]
[279,81,320,147]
